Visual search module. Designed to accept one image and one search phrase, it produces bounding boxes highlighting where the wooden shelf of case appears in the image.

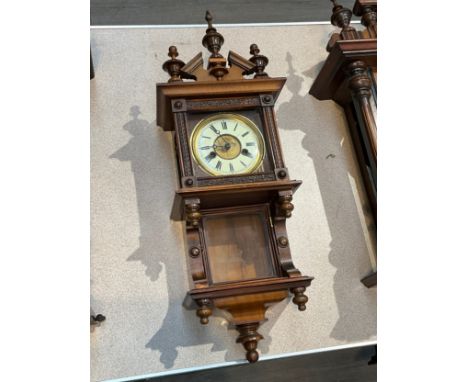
[187,276,313,302]
[309,38,377,222]
[310,39,376,105]
[170,179,302,220]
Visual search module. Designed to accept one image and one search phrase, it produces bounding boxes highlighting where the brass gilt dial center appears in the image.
[214,134,241,160]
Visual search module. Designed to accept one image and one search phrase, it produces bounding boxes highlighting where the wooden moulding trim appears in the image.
[170,180,302,221]
[176,179,302,197]
[156,77,286,131]
[188,276,313,300]
[337,39,377,57]
[309,39,377,101]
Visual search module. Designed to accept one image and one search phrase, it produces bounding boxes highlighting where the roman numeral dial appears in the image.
[191,113,265,176]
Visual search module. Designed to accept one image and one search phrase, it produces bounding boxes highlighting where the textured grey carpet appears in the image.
[91,0,356,25]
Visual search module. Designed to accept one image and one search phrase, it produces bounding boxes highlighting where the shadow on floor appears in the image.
[110,106,287,368]
[276,52,376,342]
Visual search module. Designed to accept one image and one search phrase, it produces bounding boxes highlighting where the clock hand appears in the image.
[209,124,221,135]
[241,148,254,158]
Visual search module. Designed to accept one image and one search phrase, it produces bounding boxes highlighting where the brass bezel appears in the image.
[190,113,265,176]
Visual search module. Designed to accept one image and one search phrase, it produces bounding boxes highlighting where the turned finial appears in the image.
[291,287,309,311]
[202,10,225,58]
[236,323,264,363]
[202,10,228,80]
[247,43,269,78]
[162,45,186,82]
[359,5,377,37]
[329,0,359,40]
[196,299,212,325]
[330,0,352,29]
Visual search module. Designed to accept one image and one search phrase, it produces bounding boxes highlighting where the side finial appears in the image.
[162,46,185,82]
[246,44,269,78]
[330,0,351,28]
[329,0,358,40]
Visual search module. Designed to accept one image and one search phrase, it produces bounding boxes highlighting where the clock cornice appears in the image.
[157,77,286,131]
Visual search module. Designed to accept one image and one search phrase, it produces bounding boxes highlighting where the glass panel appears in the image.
[368,67,377,123]
[203,212,275,283]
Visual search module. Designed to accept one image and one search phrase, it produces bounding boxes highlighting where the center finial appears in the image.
[205,10,214,30]
[202,10,225,59]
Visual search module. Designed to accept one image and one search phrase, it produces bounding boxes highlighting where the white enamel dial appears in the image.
[191,113,265,176]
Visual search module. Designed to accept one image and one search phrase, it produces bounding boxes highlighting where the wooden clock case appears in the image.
[156,12,313,363]
[310,0,377,287]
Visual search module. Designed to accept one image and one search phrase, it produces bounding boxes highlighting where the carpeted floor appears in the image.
[91,0,356,25]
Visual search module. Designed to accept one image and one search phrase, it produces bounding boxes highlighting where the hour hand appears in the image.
[204,151,217,162]
[241,148,253,158]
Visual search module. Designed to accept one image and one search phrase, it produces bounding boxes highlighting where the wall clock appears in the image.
[156,11,313,363]
[310,0,377,287]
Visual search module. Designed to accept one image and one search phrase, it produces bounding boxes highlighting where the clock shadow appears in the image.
[110,106,283,369]
[276,53,377,342]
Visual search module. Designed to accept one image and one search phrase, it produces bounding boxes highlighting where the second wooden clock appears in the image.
[156,11,313,363]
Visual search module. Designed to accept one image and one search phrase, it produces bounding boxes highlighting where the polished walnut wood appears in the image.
[310,0,377,287]
[157,10,313,362]
[157,78,286,132]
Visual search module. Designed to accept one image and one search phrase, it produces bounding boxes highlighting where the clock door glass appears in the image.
[203,211,276,284]
[191,113,265,176]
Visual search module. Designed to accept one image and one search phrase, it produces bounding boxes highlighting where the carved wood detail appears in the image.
[196,298,212,324]
[185,198,201,227]
[277,191,294,218]
[261,106,285,169]
[174,112,193,177]
[186,97,260,112]
[197,173,276,186]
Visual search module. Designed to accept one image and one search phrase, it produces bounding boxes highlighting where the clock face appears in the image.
[191,113,265,176]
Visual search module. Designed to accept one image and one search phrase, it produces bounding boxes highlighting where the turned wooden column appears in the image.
[346,60,377,164]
